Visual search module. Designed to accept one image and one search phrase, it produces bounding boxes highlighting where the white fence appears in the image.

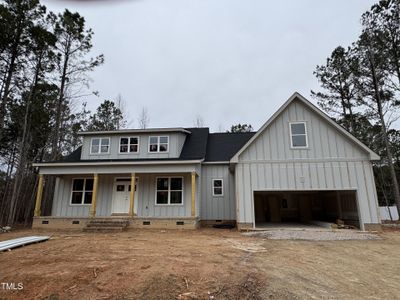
[379,206,399,221]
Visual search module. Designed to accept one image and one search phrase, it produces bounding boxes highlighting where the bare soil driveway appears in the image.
[0,228,399,299]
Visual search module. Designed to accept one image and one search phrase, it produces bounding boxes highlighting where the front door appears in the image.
[112,178,138,214]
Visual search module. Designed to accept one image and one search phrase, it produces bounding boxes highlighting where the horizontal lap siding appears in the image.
[236,99,379,226]
[200,165,235,220]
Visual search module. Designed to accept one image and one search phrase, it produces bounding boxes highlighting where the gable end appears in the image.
[231,93,380,162]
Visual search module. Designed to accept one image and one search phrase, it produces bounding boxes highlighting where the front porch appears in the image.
[32,216,200,230]
[33,165,201,230]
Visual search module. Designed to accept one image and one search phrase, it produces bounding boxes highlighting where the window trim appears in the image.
[90,137,111,154]
[148,136,169,153]
[69,178,94,206]
[118,136,140,154]
[289,121,308,149]
[154,176,184,206]
[212,179,224,197]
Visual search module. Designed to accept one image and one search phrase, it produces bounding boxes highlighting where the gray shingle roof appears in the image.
[204,132,255,162]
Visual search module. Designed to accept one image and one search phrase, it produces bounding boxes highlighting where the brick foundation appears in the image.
[33,217,200,230]
[32,217,88,230]
[363,223,382,232]
[237,222,253,231]
[130,217,199,229]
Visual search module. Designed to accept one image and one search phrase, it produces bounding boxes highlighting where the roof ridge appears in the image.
[209,132,256,135]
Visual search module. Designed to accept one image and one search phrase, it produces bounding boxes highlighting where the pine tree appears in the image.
[0,0,46,133]
[355,24,400,215]
[228,124,254,133]
[87,100,125,131]
[48,9,104,160]
[312,46,360,134]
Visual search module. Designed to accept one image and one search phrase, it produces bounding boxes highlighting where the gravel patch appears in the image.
[243,230,381,241]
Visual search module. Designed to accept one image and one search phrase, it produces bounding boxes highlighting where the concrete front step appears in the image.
[87,221,128,225]
[86,223,127,228]
[87,220,128,224]
[84,219,129,232]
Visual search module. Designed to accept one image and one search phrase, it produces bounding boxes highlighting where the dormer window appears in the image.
[90,137,110,154]
[290,122,308,148]
[119,137,139,153]
[149,136,169,152]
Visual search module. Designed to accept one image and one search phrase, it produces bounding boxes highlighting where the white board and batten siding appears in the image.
[235,98,380,229]
[200,165,236,221]
[379,206,399,221]
[137,173,193,218]
[52,173,196,218]
[52,175,113,217]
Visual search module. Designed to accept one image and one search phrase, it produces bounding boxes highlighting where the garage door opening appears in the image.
[254,190,360,229]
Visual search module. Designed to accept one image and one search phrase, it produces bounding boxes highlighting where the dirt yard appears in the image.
[0,228,399,299]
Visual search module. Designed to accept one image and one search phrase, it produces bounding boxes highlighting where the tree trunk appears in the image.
[0,25,22,132]
[6,53,42,225]
[0,144,17,225]
[45,41,71,214]
[369,55,400,215]
[346,99,355,134]
[51,41,70,161]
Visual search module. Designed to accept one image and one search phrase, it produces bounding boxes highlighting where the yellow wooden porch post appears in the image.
[129,173,136,216]
[34,174,44,217]
[191,172,196,217]
[89,174,99,218]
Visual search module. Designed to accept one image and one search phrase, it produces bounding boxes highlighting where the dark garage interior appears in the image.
[254,190,360,229]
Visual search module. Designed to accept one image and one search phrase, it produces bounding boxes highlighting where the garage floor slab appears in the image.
[253,222,333,231]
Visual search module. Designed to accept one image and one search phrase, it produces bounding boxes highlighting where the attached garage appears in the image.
[231,93,381,231]
[254,190,360,228]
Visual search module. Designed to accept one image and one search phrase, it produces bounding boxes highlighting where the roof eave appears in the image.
[32,159,204,167]
[370,153,381,161]
[78,128,192,136]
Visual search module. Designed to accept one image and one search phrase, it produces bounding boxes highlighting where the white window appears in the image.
[90,137,110,154]
[290,122,308,148]
[156,177,183,205]
[70,178,93,205]
[212,179,223,196]
[149,136,169,152]
[119,137,139,153]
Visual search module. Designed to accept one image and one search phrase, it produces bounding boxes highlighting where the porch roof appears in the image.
[37,161,201,175]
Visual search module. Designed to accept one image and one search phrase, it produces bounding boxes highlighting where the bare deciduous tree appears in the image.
[115,94,129,128]
[194,114,204,128]
[138,107,149,129]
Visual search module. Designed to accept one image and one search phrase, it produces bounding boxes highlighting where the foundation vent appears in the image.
[41,220,49,225]
[72,220,80,225]
[176,221,184,226]
[143,221,151,226]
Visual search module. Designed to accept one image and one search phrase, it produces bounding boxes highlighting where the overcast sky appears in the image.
[43,0,376,132]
